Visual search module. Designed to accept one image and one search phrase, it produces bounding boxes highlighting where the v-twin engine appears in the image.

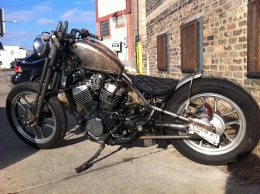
[72,72,125,116]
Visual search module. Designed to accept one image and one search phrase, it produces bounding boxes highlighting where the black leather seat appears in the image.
[128,74,178,97]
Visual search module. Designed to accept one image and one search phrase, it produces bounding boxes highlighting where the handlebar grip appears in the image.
[80,30,103,41]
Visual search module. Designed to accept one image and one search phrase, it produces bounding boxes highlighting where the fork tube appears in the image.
[33,47,58,126]
[33,57,49,112]
[50,71,59,90]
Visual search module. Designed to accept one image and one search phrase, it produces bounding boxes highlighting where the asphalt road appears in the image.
[0,70,259,194]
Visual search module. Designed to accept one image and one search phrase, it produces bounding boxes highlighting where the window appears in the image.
[116,15,125,27]
[247,0,260,78]
[11,50,14,55]
[157,33,167,71]
[180,17,203,73]
[100,20,110,37]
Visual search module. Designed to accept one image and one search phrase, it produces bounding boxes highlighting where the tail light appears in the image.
[15,65,22,73]
[193,102,213,119]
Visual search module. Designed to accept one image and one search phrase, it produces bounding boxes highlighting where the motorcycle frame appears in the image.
[30,36,212,141]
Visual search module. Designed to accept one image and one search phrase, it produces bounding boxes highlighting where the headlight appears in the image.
[33,35,50,58]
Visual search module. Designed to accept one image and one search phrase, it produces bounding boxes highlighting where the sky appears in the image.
[0,0,96,50]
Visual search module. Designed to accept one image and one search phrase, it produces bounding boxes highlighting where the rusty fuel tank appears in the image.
[73,39,124,76]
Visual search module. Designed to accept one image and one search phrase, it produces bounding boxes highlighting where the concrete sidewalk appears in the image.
[0,71,260,194]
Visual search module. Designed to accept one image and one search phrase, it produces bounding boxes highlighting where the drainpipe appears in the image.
[135,0,143,75]
[126,0,132,61]
[136,42,143,75]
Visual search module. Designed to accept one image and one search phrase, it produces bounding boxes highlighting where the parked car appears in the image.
[10,57,45,85]
[10,52,42,69]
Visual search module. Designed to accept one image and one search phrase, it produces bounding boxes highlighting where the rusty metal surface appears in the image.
[180,19,198,73]
[247,0,260,77]
[157,33,167,71]
[74,40,124,76]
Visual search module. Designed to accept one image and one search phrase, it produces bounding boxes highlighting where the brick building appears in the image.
[130,0,260,103]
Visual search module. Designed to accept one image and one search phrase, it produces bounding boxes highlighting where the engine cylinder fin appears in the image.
[99,88,120,106]
[73,86,97,114]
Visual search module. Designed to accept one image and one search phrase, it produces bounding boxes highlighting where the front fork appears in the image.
[29,47,59,126]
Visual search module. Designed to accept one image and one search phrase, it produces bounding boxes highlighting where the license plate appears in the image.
[190,123,220,146]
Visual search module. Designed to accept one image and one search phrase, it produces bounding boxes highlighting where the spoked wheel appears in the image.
[6,82,67,149]
[178,93,246,155]
[163,77,260,165]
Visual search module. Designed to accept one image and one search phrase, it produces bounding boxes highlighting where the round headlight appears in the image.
[33,35,50,58]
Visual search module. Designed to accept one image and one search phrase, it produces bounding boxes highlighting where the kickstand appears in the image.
[75,143,105,173]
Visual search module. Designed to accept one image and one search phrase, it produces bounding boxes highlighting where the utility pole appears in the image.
[0,9,5,37]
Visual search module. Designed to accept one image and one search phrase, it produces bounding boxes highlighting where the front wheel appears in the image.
[6,82,67,149]
[163,77,260,165]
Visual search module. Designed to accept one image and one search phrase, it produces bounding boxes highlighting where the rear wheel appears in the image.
[6,82,67,149]
[163,77,260,165]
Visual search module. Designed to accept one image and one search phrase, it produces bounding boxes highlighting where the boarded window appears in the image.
[100,20,110,37]
[157,33,167,71]
[116,15,125,26]
[247,0,260,78]
[180,20,198,73]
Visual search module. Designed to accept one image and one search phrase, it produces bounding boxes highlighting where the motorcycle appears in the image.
[6,21,260,173]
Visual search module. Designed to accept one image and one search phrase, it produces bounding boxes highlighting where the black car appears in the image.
[10,52,42,69]
[10,57,45,85]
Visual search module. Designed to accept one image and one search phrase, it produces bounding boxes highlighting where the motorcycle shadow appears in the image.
[58,111,86,148]
[0,107,39,170]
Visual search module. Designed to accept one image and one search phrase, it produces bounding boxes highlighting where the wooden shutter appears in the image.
[247,0,260,77]
[157,33,167,71]
[180,20,198,73]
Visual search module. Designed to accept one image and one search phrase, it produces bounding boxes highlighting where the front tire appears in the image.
[163,77,260,165]
[6,82,67,149]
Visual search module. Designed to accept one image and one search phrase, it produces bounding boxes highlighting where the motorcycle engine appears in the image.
[72,72,127,137]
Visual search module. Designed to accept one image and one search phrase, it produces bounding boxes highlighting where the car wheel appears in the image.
[33,77,41,83]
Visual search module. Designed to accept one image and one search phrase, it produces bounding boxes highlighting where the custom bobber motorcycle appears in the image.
[6,21,260,173]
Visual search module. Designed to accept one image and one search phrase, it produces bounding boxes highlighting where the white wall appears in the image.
[0,46,26,68]
[102,16,128,63]
[98,0,126,18]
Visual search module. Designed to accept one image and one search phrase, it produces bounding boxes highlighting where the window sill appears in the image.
[116,24,125,29]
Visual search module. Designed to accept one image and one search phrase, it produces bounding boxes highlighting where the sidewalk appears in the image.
[0,71,260,194]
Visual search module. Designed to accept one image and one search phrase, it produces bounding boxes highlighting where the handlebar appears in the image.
[75,29,103,41]
[43,22,104,50]
[52,21,103,42]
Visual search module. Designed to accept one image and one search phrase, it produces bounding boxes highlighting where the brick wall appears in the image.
[144,0,260,103]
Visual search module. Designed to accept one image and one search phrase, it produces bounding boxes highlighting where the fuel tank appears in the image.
[73,40,124,76]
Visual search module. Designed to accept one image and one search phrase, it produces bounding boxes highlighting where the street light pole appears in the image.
[0,9,5,37]
[0,8,16,37]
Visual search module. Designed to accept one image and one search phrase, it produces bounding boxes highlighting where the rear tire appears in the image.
[6,82,67,149]
[163,77,260,165]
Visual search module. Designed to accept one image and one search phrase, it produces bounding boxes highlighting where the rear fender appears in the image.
[175,71,203,90]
